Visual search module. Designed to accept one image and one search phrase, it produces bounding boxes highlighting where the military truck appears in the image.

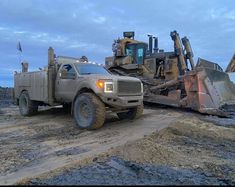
[14,47,143,130]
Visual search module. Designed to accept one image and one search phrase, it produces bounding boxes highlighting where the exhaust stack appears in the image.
[48,47,56,105]
[148,35,153,54]
[21,61,28,72]
[153,37,159,53]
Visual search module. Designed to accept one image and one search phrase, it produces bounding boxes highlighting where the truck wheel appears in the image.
[73,93,105,130]
[117,103,143,120]
[19,91,38,116]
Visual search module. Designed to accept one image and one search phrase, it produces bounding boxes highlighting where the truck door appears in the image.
[55,64,77,102]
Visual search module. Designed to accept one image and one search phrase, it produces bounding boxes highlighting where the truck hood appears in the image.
[80,74,141,82]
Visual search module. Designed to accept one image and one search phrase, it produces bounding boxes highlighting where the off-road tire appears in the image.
[117,103,143,120]
[19,91,38,116]
[73,93,106,130]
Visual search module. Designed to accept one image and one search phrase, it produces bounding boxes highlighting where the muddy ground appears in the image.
[0,101,234,185]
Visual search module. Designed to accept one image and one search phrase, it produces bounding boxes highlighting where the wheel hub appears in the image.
[80,103,91,119]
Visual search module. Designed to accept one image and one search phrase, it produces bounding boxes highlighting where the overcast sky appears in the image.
[0,0,235,87]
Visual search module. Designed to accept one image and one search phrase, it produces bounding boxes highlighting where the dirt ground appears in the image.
[0,102,234,185]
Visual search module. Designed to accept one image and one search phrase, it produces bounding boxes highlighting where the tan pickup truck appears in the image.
[14,47,143,130]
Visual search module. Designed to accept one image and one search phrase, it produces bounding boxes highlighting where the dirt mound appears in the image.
[112,116,235,184]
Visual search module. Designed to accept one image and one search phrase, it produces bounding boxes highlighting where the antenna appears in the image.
[16,40,23,64]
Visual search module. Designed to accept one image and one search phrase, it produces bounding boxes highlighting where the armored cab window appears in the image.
[125,44,134,57]
[60,64,76,79]
[125,43,147,65]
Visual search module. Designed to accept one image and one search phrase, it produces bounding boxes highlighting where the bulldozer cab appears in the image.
[125,43,147,65]
[105,32,148,69]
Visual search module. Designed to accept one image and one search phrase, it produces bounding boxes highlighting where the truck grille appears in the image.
[117,81,141,95]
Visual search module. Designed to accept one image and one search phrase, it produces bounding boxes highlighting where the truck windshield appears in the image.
[75,63,110,75]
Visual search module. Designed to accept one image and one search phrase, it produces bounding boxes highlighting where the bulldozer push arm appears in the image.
[182,37,195,70]
[226,53,235,72]
[170,31,187,75]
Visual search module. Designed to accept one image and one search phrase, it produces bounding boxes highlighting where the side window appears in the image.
[125,44,134,57]
[137,48,144,65]
[126,48,133,56]
[137,48,143,57]
[60,64,76,79]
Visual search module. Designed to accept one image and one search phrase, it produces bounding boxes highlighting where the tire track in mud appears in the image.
[0,105,182,185]
[22,115,235,185]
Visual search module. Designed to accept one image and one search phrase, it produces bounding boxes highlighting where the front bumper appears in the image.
[99,95,143,108]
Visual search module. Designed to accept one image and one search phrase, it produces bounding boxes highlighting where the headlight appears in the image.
[104,82,113,93]
[141,82,143,93]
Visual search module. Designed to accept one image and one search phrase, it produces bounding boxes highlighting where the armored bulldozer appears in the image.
[105,31,235,117]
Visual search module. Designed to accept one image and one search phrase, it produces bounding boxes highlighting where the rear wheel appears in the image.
[19,91,38,116]
[73,93,106,130]
[117,103,143,120]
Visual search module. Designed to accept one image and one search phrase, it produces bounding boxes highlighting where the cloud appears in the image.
[224,10,235,20]
[0,0,235,86]
[92,16,106,24]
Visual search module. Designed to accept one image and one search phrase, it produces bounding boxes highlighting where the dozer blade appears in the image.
[184,66,235,117]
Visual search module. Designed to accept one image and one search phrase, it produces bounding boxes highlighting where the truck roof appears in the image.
[56,56,83,64]
[56,56,102,66]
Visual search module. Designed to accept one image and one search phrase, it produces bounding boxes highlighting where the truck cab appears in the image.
[55,56,143,109]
